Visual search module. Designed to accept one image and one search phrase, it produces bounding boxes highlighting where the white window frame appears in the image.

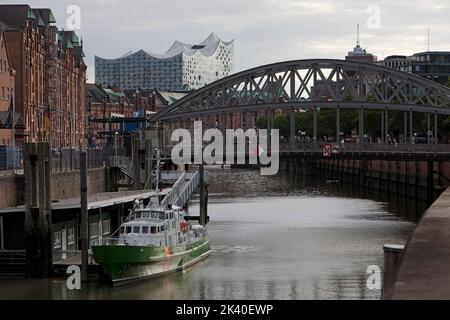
[67,228,75,245]
[53,231,62,249]
[102,219,111,235]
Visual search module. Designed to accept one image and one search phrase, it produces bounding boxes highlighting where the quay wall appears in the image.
[281,158,450,203]
[385,187,450,299]
[0,167,107,208]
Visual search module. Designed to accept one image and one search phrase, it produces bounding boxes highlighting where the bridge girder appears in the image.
[152,59,450,122]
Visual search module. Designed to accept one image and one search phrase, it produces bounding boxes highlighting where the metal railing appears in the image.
[0,250,26,275]
[173,171,200,207]
[0,147,114,176]
[160,171,187,207]
[52,249,96,264]
[108,155,133,178]
[0,147,22,176]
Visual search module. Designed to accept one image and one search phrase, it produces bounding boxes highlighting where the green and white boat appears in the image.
[91,198,211,285]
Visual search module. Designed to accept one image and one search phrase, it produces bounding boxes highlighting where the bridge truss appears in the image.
[151,59,450,144]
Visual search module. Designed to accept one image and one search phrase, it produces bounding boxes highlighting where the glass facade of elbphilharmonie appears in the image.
[95,33,234,91]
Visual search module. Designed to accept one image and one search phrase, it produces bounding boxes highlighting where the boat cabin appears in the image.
[118,207,188,246]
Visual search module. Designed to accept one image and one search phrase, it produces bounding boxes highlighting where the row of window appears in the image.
[121,224,165,234]
[53,228,75,249]
[53,220,111,249]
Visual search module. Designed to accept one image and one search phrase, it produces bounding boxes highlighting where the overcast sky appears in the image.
[4,0,450,82]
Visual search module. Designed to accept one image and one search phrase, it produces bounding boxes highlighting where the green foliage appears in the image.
[254,108,450,143]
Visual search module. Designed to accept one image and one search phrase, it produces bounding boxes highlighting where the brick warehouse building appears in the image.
[0,26,16,146]
[0,5,87,149]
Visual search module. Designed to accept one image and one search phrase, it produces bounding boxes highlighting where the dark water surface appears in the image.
[0,168,420,299]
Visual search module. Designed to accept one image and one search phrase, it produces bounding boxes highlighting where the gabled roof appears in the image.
[0,5,33,28]
[87,84,132,105]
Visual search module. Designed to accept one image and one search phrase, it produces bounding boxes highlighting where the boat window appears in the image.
[125,226,132,233]
[151,212,158,219]
[120,227,125,234]
[161,225,165,232]
[157,226,160,233]
[143,212,149,218]
[136,212,141,219]
[142,226,149,233]
[133,226,140,233]
[150,226,156,234]
[159,212,165,220]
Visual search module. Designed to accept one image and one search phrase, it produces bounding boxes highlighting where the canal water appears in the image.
[0,168,420,300]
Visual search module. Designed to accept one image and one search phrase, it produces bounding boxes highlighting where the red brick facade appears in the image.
[0,28,15,146]
[0,5,87,149]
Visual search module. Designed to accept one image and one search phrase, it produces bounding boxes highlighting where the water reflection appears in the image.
[0,168,418,300]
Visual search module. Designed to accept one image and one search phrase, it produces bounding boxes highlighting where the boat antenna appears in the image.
[155,147,160,194]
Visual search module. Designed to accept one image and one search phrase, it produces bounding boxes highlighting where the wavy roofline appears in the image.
[96,32,234,61]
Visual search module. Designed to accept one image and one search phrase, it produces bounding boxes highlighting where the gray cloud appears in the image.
[6,0,450,82]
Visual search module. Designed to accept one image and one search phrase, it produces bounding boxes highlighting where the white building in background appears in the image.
[95,33,234,91]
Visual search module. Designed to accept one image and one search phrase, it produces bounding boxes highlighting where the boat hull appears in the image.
[92,237,211,286]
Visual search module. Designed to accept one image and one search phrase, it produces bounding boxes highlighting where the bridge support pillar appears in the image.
[290,108,295,150]
[434,112,438,144]
[243,111,248,130]
[336,106,340,143]
[381,110,385,143]
[404,111,408,144]
[359,107,364,144]
[313,106,317,148]
[384,109,389,143]
[267,109,273,136]
[409,110,413,144]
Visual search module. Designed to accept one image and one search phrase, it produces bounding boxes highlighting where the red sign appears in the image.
[322,144,332,157]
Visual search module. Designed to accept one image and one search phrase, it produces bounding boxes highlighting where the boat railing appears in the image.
[90,237,120,246]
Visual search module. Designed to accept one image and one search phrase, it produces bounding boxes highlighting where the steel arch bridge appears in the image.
[152,59,450,122]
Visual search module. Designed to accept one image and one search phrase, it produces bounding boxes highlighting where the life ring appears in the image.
[180,221,189,232]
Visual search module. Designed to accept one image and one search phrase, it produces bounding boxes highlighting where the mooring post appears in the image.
[144,139,153,188]
[383,244,405,299]
[133,139,141,190]
[24,142,52,278]
[199,161,206,226]
[80,150,88,282]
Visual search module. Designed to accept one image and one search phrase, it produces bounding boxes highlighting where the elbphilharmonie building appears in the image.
[95,33,234,91]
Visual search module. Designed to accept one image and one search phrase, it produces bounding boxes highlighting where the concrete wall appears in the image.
[51,167,106,200]
[0,175,18,208]
[0,167,107,208]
